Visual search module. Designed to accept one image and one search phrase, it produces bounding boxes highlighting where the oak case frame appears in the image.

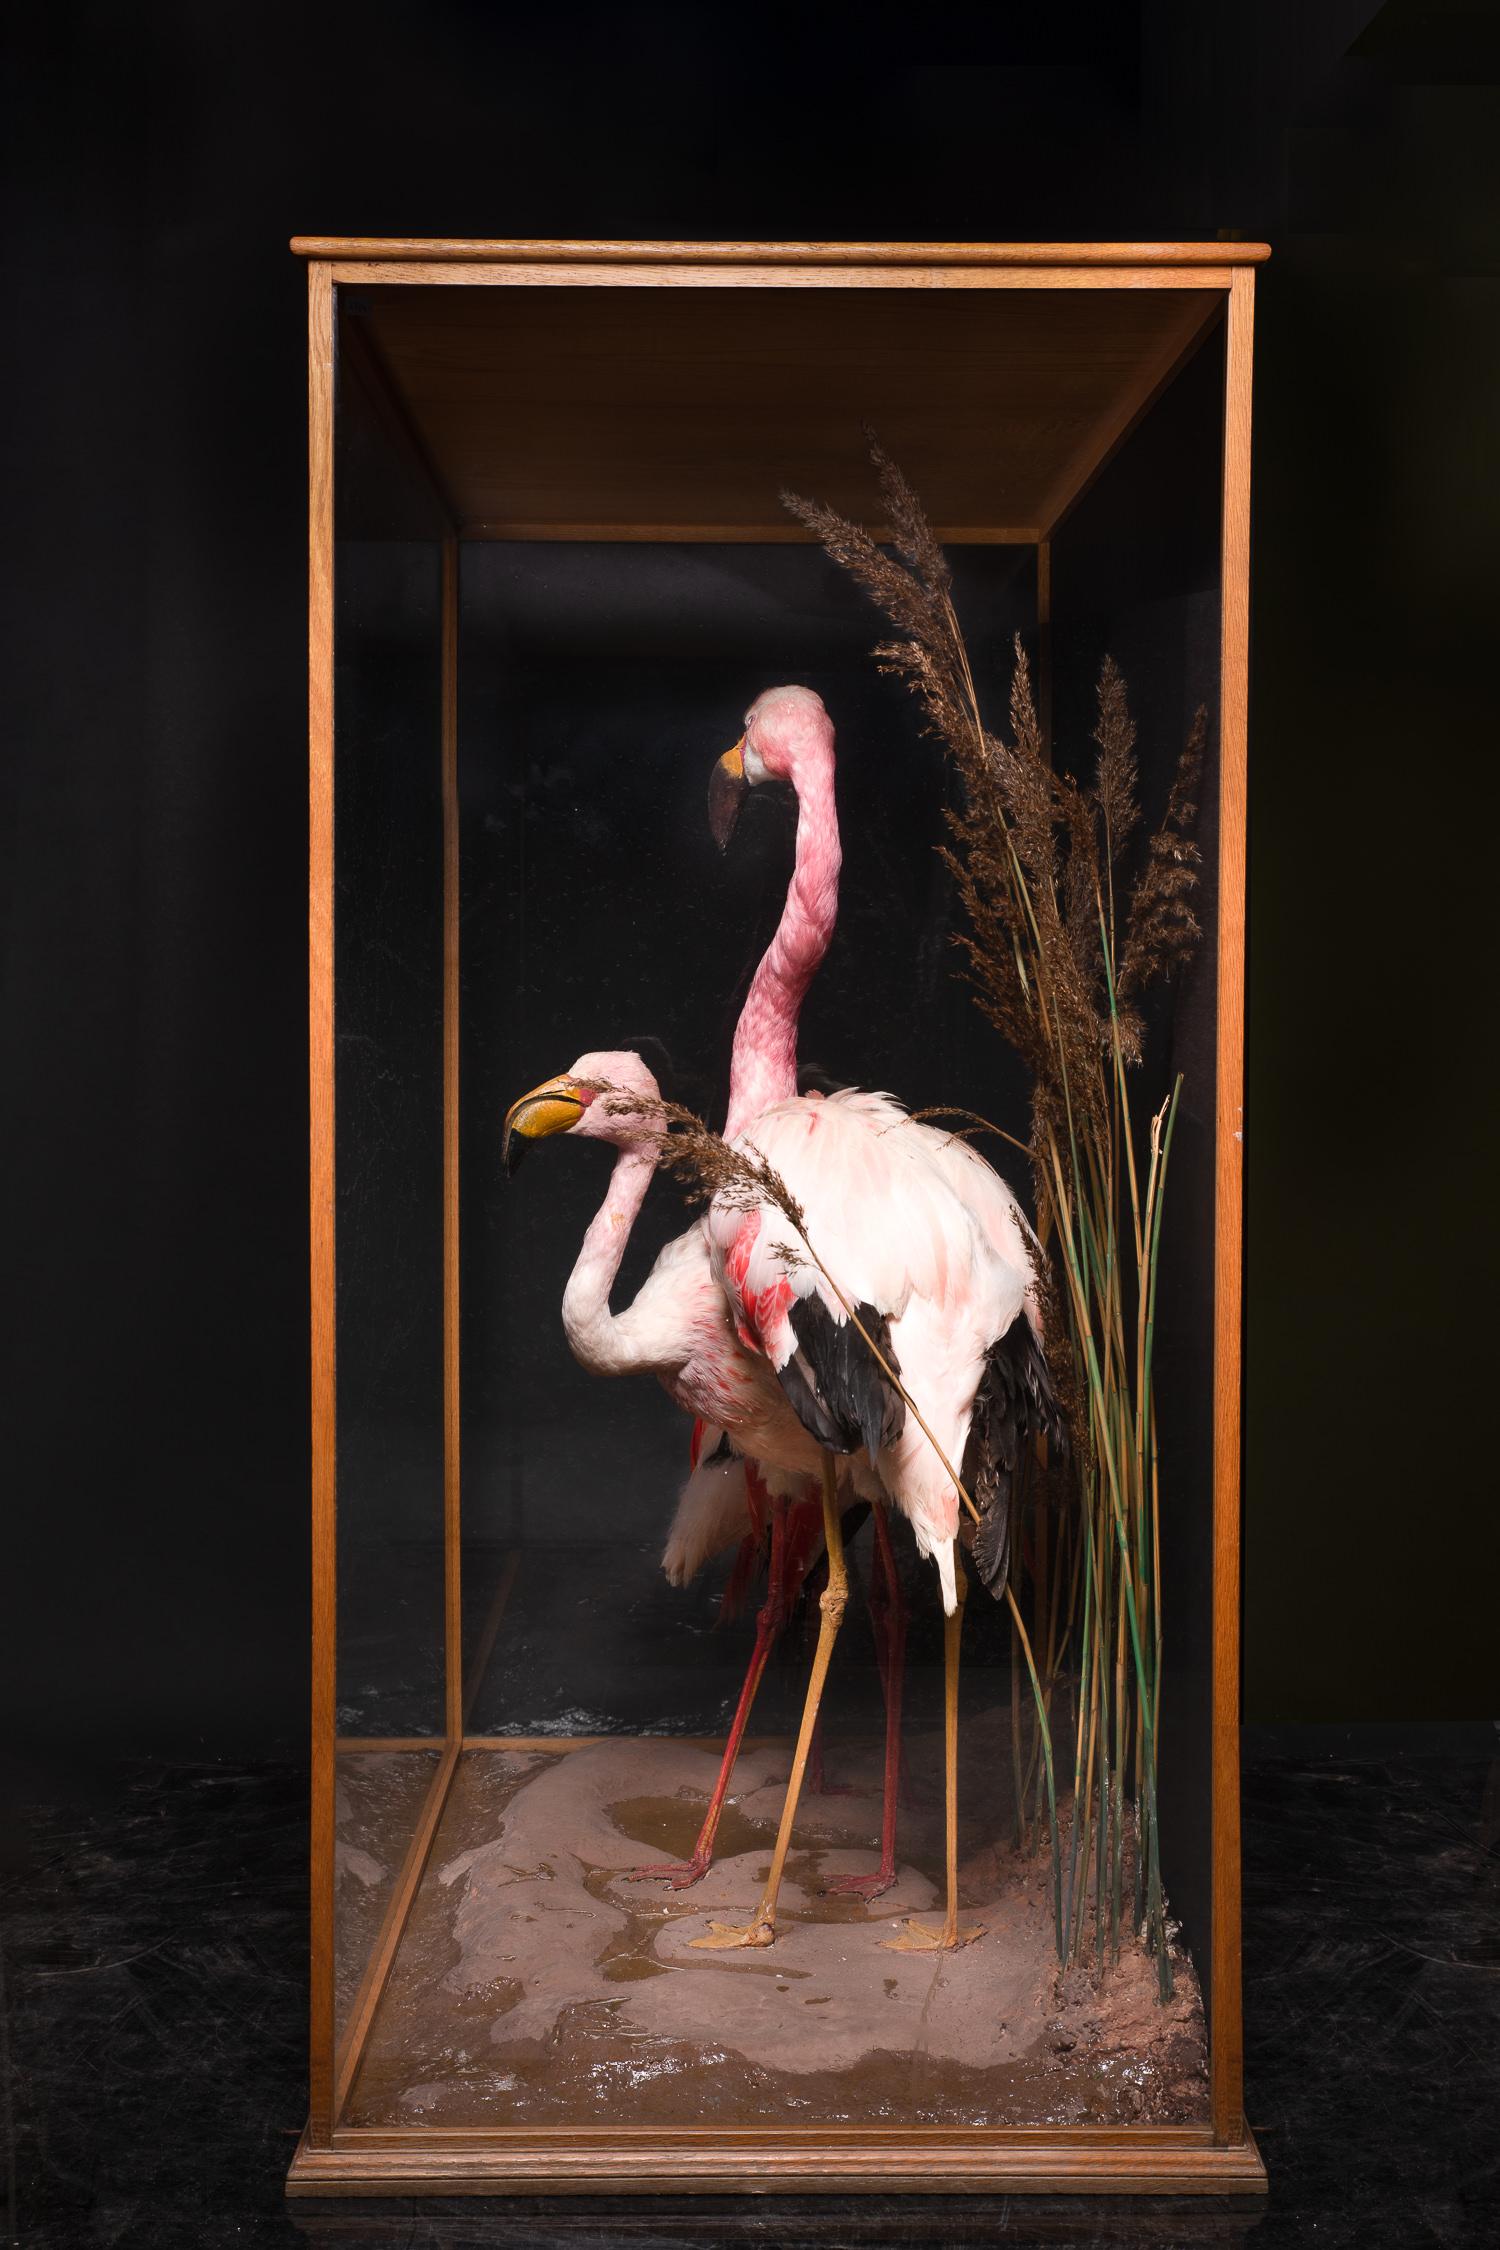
[290,238,1267,2198]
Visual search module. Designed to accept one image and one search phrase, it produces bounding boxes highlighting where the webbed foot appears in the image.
[882,1916,985,1953]
[690,1916,776,1950]
[625,1858,710,1891]
[823,1868,897,1902]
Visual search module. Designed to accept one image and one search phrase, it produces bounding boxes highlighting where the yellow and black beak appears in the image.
[707,737,748,852]
[502,1076,583,1176]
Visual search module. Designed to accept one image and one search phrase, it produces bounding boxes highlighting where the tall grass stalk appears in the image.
[784,445,1206,1991]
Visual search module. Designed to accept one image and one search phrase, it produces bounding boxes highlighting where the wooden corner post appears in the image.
[442,530,462,1745]
[307,255,338,2150]
[1211,263,1254,2147]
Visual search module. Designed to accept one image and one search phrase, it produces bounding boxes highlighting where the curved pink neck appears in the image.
[560,1144,658,1374]
[724,745,840,1141]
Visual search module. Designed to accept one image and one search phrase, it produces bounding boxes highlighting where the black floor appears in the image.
[3,1730,1496,2250]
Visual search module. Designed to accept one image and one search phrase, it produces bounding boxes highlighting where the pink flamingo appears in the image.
[642,687,909,1897]
[692,718,1064,1956]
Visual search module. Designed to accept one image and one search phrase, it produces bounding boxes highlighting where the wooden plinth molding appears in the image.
[287,2124,1266,2198]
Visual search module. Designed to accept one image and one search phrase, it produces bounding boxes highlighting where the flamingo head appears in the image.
[502,1049,662,1174]
[708,684,832,850]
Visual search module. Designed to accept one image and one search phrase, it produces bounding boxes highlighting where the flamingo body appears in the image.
[708,1088,1042,1611]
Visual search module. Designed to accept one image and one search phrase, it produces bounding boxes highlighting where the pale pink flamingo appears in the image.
[502,1051,898,1871]
[693,720,1064,1956]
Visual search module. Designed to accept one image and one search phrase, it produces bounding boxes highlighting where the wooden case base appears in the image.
[287,2123,1266,2197]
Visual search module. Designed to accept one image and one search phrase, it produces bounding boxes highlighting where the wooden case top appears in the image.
[321,256,1259,540]
[293,237,1270,267]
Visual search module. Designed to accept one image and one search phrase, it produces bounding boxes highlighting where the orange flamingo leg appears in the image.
[805,1550,859,1798]
[885,1550,985,1952]
[825,1504,907,1901]
[693,1452,848,1949]
[629,1472,790,1889]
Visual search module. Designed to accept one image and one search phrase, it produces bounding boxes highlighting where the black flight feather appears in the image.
[964,1314,1069,1596]
[782,1297,907,1460]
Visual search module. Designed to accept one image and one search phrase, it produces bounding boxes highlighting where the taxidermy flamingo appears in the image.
[504,1047,909,1890]
[695,709,1065,1956]
[636,682,914,1898]
[641,684,906,1897]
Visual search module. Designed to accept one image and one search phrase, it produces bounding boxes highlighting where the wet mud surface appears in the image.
[344,1735,1208,2127]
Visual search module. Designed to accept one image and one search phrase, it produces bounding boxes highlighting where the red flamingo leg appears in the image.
[825,1505,907,1900]
[807,1706,856,1796]
[629,1472,789,1888]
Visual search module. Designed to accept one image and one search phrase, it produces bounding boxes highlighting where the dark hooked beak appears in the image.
[501,1077,583,1176]
[707,738,748,851]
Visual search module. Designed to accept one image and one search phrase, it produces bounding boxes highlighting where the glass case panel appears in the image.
[457,540,1037,1749]
[331,319,447,2047]
[1052,329,1227,2004]
[324,278,1231,2143]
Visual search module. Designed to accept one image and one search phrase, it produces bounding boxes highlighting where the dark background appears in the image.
[3,0,1497,1797]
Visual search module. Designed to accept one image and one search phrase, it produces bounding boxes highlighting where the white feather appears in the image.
[660,1452,753,1587]
[708,1090,1039,1615]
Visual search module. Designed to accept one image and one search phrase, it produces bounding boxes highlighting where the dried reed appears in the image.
[782,442,1208,1992]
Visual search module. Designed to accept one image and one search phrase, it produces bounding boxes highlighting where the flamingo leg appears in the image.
[807,1607,857,1799]
[885,1548,985,1952]
[629,1488,790,1889]
[808,1719,857,1797]
[807,1709,829,1793]
[693,1451,847,1949]
[825,1503,906,1901]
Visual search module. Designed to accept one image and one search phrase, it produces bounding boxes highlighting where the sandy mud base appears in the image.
[342,1733,1208,2127]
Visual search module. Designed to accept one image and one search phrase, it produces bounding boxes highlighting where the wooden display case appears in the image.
[289,237,1267,2198]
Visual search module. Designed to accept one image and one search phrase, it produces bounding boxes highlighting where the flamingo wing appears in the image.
[708,1086,1065,1606]
[919,1123,1047,1335]
[710,1088,1028,1449]
[777,1292,905,1460]
[962,1312,1069,1592]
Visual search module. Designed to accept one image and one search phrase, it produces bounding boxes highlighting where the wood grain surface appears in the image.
[306,256,337,2151]
[1211,264,1255,2148]
[293,236,1270,266]
[344,281,1227,540]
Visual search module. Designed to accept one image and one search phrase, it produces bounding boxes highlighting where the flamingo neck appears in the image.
[561,1143,658,1374]
[724,749,840,1140]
